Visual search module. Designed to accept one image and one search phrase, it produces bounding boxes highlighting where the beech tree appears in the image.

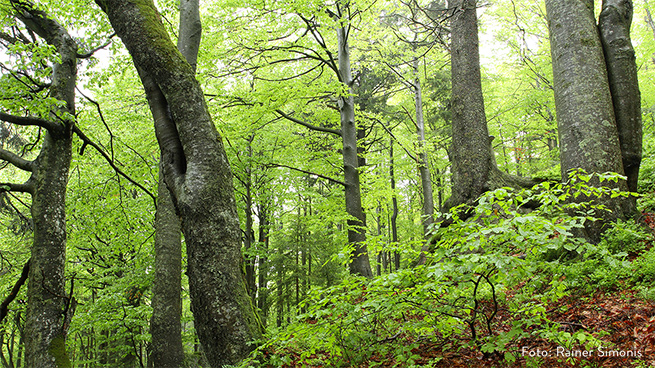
[148,0,201,365]
[0,1,79,365]
[446,0,534,212]
[96,0,262,365]
[599,0,642,196]
[545,0,639,235]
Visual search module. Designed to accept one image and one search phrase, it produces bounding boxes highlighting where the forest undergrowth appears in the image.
[237,171,655,368]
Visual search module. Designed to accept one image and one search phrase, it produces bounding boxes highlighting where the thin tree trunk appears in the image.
[389,139,400,271]
[412,58,435,236]
[257,204,269,325]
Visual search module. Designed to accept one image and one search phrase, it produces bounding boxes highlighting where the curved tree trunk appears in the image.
[149,0,201,365]
[599,0,642,199]
[97,0,262,365]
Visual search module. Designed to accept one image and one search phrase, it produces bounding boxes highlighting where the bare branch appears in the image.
[0,259,30,324]
[0,147,33,171]
[266,163,346,186]
[77,33,116,59]
[0,111,59,131]
[72,126,157,209]
[0,181,34,194]
[275,109,341,136]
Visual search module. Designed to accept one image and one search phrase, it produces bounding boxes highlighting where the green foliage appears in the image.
[239,171,640,367]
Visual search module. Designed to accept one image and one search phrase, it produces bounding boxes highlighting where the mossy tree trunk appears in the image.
[444,0,536,217]
[0,1,78,366]
[97,0,262,366]
[545,0,631,238]
[149,0,201,365]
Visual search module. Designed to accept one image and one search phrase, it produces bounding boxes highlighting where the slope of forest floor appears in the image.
[247,210,655,368]
[263,290,655,368]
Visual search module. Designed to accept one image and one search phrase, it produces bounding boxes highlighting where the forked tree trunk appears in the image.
[97,0,262,365]
[545,0,630,239]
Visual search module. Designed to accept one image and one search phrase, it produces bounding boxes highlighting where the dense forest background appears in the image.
[0,0,654,367]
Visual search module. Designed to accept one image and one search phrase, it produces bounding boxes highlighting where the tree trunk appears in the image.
[598,0,642,198]
[149,0,200,365]
[335,6,373,279]
[389,138,400,270]
[256,204,269,325]
[545,0,630,236]
[413,58,435,236]
[97,0,262,365]
[11,2,78,366]
[150,167,184,368]
[445,0,493,210]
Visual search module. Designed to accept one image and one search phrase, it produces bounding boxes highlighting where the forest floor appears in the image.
[271,291,655,368]
[264,214,655,368]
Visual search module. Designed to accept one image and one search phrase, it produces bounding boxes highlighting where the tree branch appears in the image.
[0,259,30,324]
[0,111,59,131]
[266,163,346,186]
[0,148,33,172]
[72,126,157,208]
[275,109,341,136]
[0,180,34,194]
[76,33,116,58]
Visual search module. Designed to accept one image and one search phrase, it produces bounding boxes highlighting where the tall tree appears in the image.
[446,0,491,210]
[96,0,262,365]
[334,2,374,278]
[0,1,79,365]
[545,0,631,234]
[149,0,201,365]
[445,0,534,212]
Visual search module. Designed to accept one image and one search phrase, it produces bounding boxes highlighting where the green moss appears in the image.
[48,335,72,368]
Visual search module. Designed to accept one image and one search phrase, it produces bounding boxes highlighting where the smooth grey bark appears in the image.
[177,0,201,71]
[412,58,435,236]
[545,0,629,229]
[97,0,262,366]
[599,0,642,197]
[5,1,77,366]
[149,0,200,364]
[150,166,184,368]
[413,57,437,267]
[335,5,373,279]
